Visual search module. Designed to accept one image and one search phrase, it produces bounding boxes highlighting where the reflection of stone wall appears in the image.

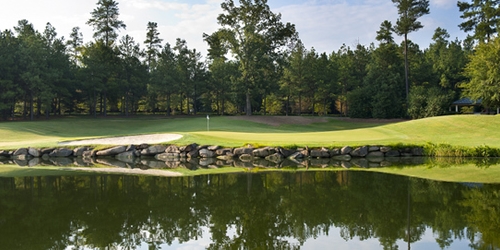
[0,144,427,169]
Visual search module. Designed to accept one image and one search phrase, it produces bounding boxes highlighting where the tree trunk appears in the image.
[245,90,252,116]
[166,93,171,116]
[298,94,302,115]
[103,91,107,116]
[404,33,409,103]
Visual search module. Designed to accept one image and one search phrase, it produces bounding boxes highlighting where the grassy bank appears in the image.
[0,115,499,149]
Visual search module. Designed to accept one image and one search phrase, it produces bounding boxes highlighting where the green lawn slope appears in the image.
[0,114,498,149]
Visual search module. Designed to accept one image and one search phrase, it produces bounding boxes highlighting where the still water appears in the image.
[0,171,499,250]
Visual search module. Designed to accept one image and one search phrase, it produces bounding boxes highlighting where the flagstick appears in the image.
[207,115,210,131]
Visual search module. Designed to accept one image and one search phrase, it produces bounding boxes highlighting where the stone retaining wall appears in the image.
[0,144,425,167]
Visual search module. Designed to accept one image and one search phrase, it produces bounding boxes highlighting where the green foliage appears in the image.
[346,87,372,118]
[408,86,454,119]
[457,0,500,44]
[262,94,283,115]
[461,36,500,108]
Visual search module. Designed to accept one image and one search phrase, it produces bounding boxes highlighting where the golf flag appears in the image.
[207,115,210,120]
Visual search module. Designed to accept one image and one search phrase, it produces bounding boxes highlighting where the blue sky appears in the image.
[0,0,466,56]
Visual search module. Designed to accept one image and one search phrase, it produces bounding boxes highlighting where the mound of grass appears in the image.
[0,115,499,149]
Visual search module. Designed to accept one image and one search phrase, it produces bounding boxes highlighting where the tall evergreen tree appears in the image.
[392,0,430,102]
[144,21,163,71]
[457,0,500,44]
[86,0,126,47]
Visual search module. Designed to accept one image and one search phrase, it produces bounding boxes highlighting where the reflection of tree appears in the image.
[461,186,500,249]
[0,172,499,249]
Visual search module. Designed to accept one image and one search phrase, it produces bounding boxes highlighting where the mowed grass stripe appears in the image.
[0,115,499,148]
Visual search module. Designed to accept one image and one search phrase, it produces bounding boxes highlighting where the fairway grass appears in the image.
[0,114,499,149]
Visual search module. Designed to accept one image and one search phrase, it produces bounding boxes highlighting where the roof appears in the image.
[452,98,482,106]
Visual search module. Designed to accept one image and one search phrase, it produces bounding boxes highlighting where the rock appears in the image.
[13,148,28,156]
[350,146,368,157]
[41,148,55,155]
[141,145,167,156]
[125,145,136,152]
[299,146,310,156]
[234,147,254,156]
[278,147,294,158]
[367,151,384,158]
[187,149,199,158]
[179,143,197,152]
[368,146,380,152]
[82,150,97,158]
[310,148,330,158]
[199,149,216,158]
[385,150,401,157]
[380,146,391,153]
[253,147,274,158]
[208,145,220,151]
[96,146,127,156]
[289,151,305,160]
[329,148,341,156]
[165,145,180,153]
[137,143,149,150]
[73,147,91,157]
[49,148,73,157]
[401,153,413,157]
[13,159,28,166]
[412,147,424,156]
[341,146,352,155]
[28,147,41,157]
[216,148,233,156]
[0,150,10,157]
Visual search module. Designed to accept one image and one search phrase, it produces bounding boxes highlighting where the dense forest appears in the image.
[0,0,499,121]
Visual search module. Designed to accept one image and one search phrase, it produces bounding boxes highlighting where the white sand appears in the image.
[58,133,183,146]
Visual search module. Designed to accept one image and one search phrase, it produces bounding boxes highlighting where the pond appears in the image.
[0,171,499,249]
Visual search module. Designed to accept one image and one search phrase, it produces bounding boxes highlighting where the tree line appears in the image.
[0,0,498,121]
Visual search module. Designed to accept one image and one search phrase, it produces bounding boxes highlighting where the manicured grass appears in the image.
[0,114,499,149]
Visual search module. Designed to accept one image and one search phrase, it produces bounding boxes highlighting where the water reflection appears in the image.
[0,172,499,249]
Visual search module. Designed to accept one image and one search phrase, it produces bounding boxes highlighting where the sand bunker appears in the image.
[59,133,183,146]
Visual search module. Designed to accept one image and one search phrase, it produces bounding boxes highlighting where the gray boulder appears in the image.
[310,148,330,158]
[165,145,180,153]
[141,145,167,155]
[289,151,305,160]
[73,147,92,157]
[50,148,73,157]
[216,148,233,156]
[253,147,275,158]
[385,150,401,157]
[28,147,41,157]
[380,146,392,153]
[329,148,341,156]
[13,148,28,156]
[96,146,127,156]
[412,147,424,156]
[341,146,352,155]
[350,146,368,157]
[199,149,216,158]
[234,147,254,156]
